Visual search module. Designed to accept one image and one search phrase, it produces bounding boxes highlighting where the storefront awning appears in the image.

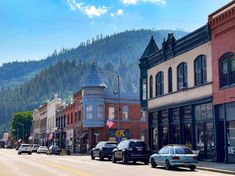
[28,136,33,140]
[80,132,87,139]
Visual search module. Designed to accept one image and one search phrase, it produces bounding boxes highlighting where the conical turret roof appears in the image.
[140,36,159,59]
[82,61,107,88]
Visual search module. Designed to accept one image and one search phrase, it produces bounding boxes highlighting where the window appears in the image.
[168,67,173,93]
[97,105,104,120]
[149,76,153,98]
[155,71,164,96]
[220,52,235,87]
[85,105,93,120]
[194,55,207,85]
[122,105,129,120]
[142,79,147,100]
[109,107,115,120]
[71,113,73,124]
[67,114,70,125]
[177,62,188,90]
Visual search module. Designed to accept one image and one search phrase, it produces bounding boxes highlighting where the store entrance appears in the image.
[196,122,215,161]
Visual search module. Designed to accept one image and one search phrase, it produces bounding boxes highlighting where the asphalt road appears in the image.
[0,149,231,176]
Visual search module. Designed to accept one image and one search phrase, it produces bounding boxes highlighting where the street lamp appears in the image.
[104,70,121,130]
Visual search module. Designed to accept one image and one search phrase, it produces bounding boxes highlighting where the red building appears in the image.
[56,62,147,153]
[209,1,235,163]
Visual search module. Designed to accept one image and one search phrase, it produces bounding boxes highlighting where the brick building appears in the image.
[209,1,235,163]
[55,62,147,153]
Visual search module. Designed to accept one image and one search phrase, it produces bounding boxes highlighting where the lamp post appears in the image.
[104,70,121,130]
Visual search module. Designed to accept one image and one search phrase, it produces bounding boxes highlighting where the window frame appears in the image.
[194,55,207,86]
[177,62,188,90]
[155,71,164,96]
[220,52,235,88]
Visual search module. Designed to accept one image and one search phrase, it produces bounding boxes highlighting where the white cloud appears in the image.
[66,0,108,18]
[122,0,166,5]
[111,9,124,17]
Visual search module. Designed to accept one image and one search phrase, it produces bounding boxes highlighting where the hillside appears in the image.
[0,29,187,88]
[0,29,187,136]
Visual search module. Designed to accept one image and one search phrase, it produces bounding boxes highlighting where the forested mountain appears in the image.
[0,29,187,136]
[0,29,187,88]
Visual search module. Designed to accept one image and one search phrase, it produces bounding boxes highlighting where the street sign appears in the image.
[115,130,123,137]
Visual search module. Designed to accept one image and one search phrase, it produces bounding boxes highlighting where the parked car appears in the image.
[47,145,61,155]
[37,146,48,154]
[91,141,118,160]
[18,144,32,155]
[149,145,198,171]
[112,139,150,164]
[31,144,40,153]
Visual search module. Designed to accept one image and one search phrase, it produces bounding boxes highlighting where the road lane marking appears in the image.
[39,160,93,176]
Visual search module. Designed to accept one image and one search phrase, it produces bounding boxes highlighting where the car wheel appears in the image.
[150,158,157,168]
[28,153,32,155]
[18,152,21,155]
[122,153,128,164]
[91,152,95,160]
[165,160,172,170]
[133,160,136,164]
[190,165,196,171]
[108,157,111,161]
[99,152,104,161]
[112,154,116,163]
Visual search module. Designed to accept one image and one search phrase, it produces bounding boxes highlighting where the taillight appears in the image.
[193,156,198,160]
[128,147,133,151]
[172,155,180,160]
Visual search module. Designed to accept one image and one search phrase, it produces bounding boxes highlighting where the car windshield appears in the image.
[129,141,147,147]
[33,145,39,147]
[21,144,30,147]
[175,147,193,154]
[40,146,47,149]
[105,143,117,147]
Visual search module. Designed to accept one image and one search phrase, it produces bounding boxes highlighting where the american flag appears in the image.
[106,120,114,128]
[48,133,53,141]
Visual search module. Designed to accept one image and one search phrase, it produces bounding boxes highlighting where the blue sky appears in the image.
[0,0,231,65]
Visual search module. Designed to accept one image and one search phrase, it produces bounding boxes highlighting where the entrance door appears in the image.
[196,122,215,160]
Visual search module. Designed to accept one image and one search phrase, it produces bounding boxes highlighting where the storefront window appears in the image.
[172,124,180,144]
[184,124,192,148]
[195,103,213,120]
[142,79,147,100]
[152,112,158,127]
[227,120,235,163]
[161,110,168,125]
[172,108,179,121]
[183,106,192,121]
[162,126,168,146]
[153,127,158,151]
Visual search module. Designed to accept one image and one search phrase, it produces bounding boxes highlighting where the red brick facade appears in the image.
[209,1,235,105]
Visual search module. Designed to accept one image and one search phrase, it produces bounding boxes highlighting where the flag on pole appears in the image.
[48,133,53,141]
[106,120,114,128]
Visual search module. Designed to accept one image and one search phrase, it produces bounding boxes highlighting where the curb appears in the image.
[197,167,235,175]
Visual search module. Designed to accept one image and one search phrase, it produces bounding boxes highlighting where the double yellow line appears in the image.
[40,160,93,176]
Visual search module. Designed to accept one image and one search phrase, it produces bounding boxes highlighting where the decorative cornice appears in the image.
[139,24,211,70]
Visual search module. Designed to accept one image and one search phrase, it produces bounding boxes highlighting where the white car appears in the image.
[37,146,48,154]
[18,144,32,155]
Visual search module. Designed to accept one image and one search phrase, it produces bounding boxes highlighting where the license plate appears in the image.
[136,147,143,151]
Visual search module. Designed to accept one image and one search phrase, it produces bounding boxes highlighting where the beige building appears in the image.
[139,24,215,161]
[32,109,40,144]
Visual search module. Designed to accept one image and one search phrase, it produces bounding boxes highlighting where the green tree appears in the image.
[10,111,32,142]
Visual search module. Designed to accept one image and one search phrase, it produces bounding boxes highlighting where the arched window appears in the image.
[195,55,207,86]
[149,76,153,98]
[168,68,173,93]
[177,62,188,90]
[220,52,235,87]
[155,71,164,96]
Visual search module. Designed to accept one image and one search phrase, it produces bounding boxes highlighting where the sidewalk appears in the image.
[197,161,235,175]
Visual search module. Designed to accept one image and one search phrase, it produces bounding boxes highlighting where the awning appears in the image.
[28,136,33,140]
[80,132,87,139]
[17,139,22,143]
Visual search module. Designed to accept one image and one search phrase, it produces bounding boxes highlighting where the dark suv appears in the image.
[47,145,61,155]
[112,139,150,164]
[91,141,118,160]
